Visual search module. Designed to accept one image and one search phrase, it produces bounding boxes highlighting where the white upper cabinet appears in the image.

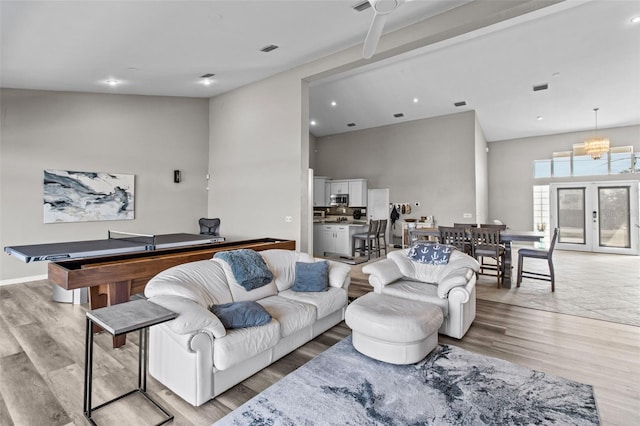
[348,179,367,207]
[330,180,349,195]
[313,177,330,206]
[316,177,367,207]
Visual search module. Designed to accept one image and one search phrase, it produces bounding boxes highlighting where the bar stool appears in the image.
[352,220,380,260]
[376,219,388,256]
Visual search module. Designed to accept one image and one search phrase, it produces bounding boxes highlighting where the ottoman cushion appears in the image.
[346,293,443,343]
[345,292,444,364]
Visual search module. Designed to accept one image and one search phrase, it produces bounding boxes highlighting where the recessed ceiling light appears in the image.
[331,101,337,107]
[347,122,356,127]
[260,44,279,53]
[393,113,404,118]
[413,98,419,103]
[199,73,216,86]
[310,120,317,126]
[537,116,544,121]
[631,16,640,24]
[454,101,467,107]
[105,79,120,87]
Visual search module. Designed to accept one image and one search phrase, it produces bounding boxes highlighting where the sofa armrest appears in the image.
[148,295,226,339]
[437,268,475,298]
[362,259,404,292]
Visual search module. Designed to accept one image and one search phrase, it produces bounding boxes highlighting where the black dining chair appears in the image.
[517,228,559,292]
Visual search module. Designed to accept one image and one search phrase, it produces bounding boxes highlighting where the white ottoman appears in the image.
[345,292,444,365]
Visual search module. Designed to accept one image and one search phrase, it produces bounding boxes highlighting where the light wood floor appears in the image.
[1,279,639,425]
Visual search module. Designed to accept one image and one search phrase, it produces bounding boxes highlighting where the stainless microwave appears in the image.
[330,194,349,206]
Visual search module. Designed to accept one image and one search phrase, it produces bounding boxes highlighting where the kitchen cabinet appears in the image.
[314,224,366,257]
[313,177,330,206]
[348,179,367,207]
[330,180,349,195]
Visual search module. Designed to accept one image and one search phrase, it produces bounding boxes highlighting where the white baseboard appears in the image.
[0,274,48,286]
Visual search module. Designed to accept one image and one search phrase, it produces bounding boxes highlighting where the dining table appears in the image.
[408,228,545,289]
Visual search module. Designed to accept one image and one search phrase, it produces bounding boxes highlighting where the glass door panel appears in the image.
[598,187,631,249]
[557,187,587,246]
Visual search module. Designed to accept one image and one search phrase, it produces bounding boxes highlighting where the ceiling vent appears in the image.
[200,73,215,78]
[260,44,279,53]
[393,113,405,118]
[347,122,357,127]
[533,83,549,92]
[454,101,467,107]
[353,1,371,12]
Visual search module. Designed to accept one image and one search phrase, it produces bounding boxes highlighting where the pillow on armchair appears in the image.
[408,243,456,265]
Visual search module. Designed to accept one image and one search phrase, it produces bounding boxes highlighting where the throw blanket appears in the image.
[214,249,274,291]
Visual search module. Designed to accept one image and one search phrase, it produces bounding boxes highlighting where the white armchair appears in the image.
[362,248,479,339]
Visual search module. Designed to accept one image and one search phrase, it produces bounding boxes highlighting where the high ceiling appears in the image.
[2,1,639,142]
[309,0,640,141]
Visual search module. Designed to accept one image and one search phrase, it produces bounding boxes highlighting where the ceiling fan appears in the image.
[362,0,407,59]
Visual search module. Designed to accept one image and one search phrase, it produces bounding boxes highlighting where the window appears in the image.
[552,151,571,177]
[534,146,637,178]
[533,185,550,245]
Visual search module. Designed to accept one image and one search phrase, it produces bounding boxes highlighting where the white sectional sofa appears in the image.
[362,248,479,339]
[144,249,350,406]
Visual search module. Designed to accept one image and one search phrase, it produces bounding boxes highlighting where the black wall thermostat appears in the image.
[174,170,181,183]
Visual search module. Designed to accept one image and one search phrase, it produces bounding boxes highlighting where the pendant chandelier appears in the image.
[583,108,610,160]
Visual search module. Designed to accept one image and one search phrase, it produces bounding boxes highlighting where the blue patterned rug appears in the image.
[215,336,599,425]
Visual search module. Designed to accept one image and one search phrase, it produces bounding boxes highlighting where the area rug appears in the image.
[214,336,599,425]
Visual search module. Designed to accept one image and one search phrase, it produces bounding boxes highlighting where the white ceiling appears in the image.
[310,0,640,140]
[2,1,639,142]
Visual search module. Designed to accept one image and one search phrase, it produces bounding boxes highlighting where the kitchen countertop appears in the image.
[313,220,368,226]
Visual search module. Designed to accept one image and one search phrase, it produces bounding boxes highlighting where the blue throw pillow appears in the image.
[291,261,329,292]
[408,243,456,265]
[214,249,274,291]
[209,301,272,329]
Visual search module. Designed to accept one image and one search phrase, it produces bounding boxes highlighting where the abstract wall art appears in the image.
[43,169,135,223]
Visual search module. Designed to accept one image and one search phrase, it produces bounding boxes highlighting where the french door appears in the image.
[550,181,639,255]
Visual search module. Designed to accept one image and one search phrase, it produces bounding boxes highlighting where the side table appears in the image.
[84,299,177,425]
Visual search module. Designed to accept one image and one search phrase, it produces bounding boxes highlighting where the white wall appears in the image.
[314,111,479,228]
[0,89,210,282]
[207,72,305,246]
[474,114,489,224]
[488,124,640,231]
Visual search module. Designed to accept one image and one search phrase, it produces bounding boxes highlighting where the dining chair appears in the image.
[470,227,505,287]
[517,227,559,292]
[352,220,380,260]
[478,223,507,231]
[453,223,478,229]
[438,226,472,255]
